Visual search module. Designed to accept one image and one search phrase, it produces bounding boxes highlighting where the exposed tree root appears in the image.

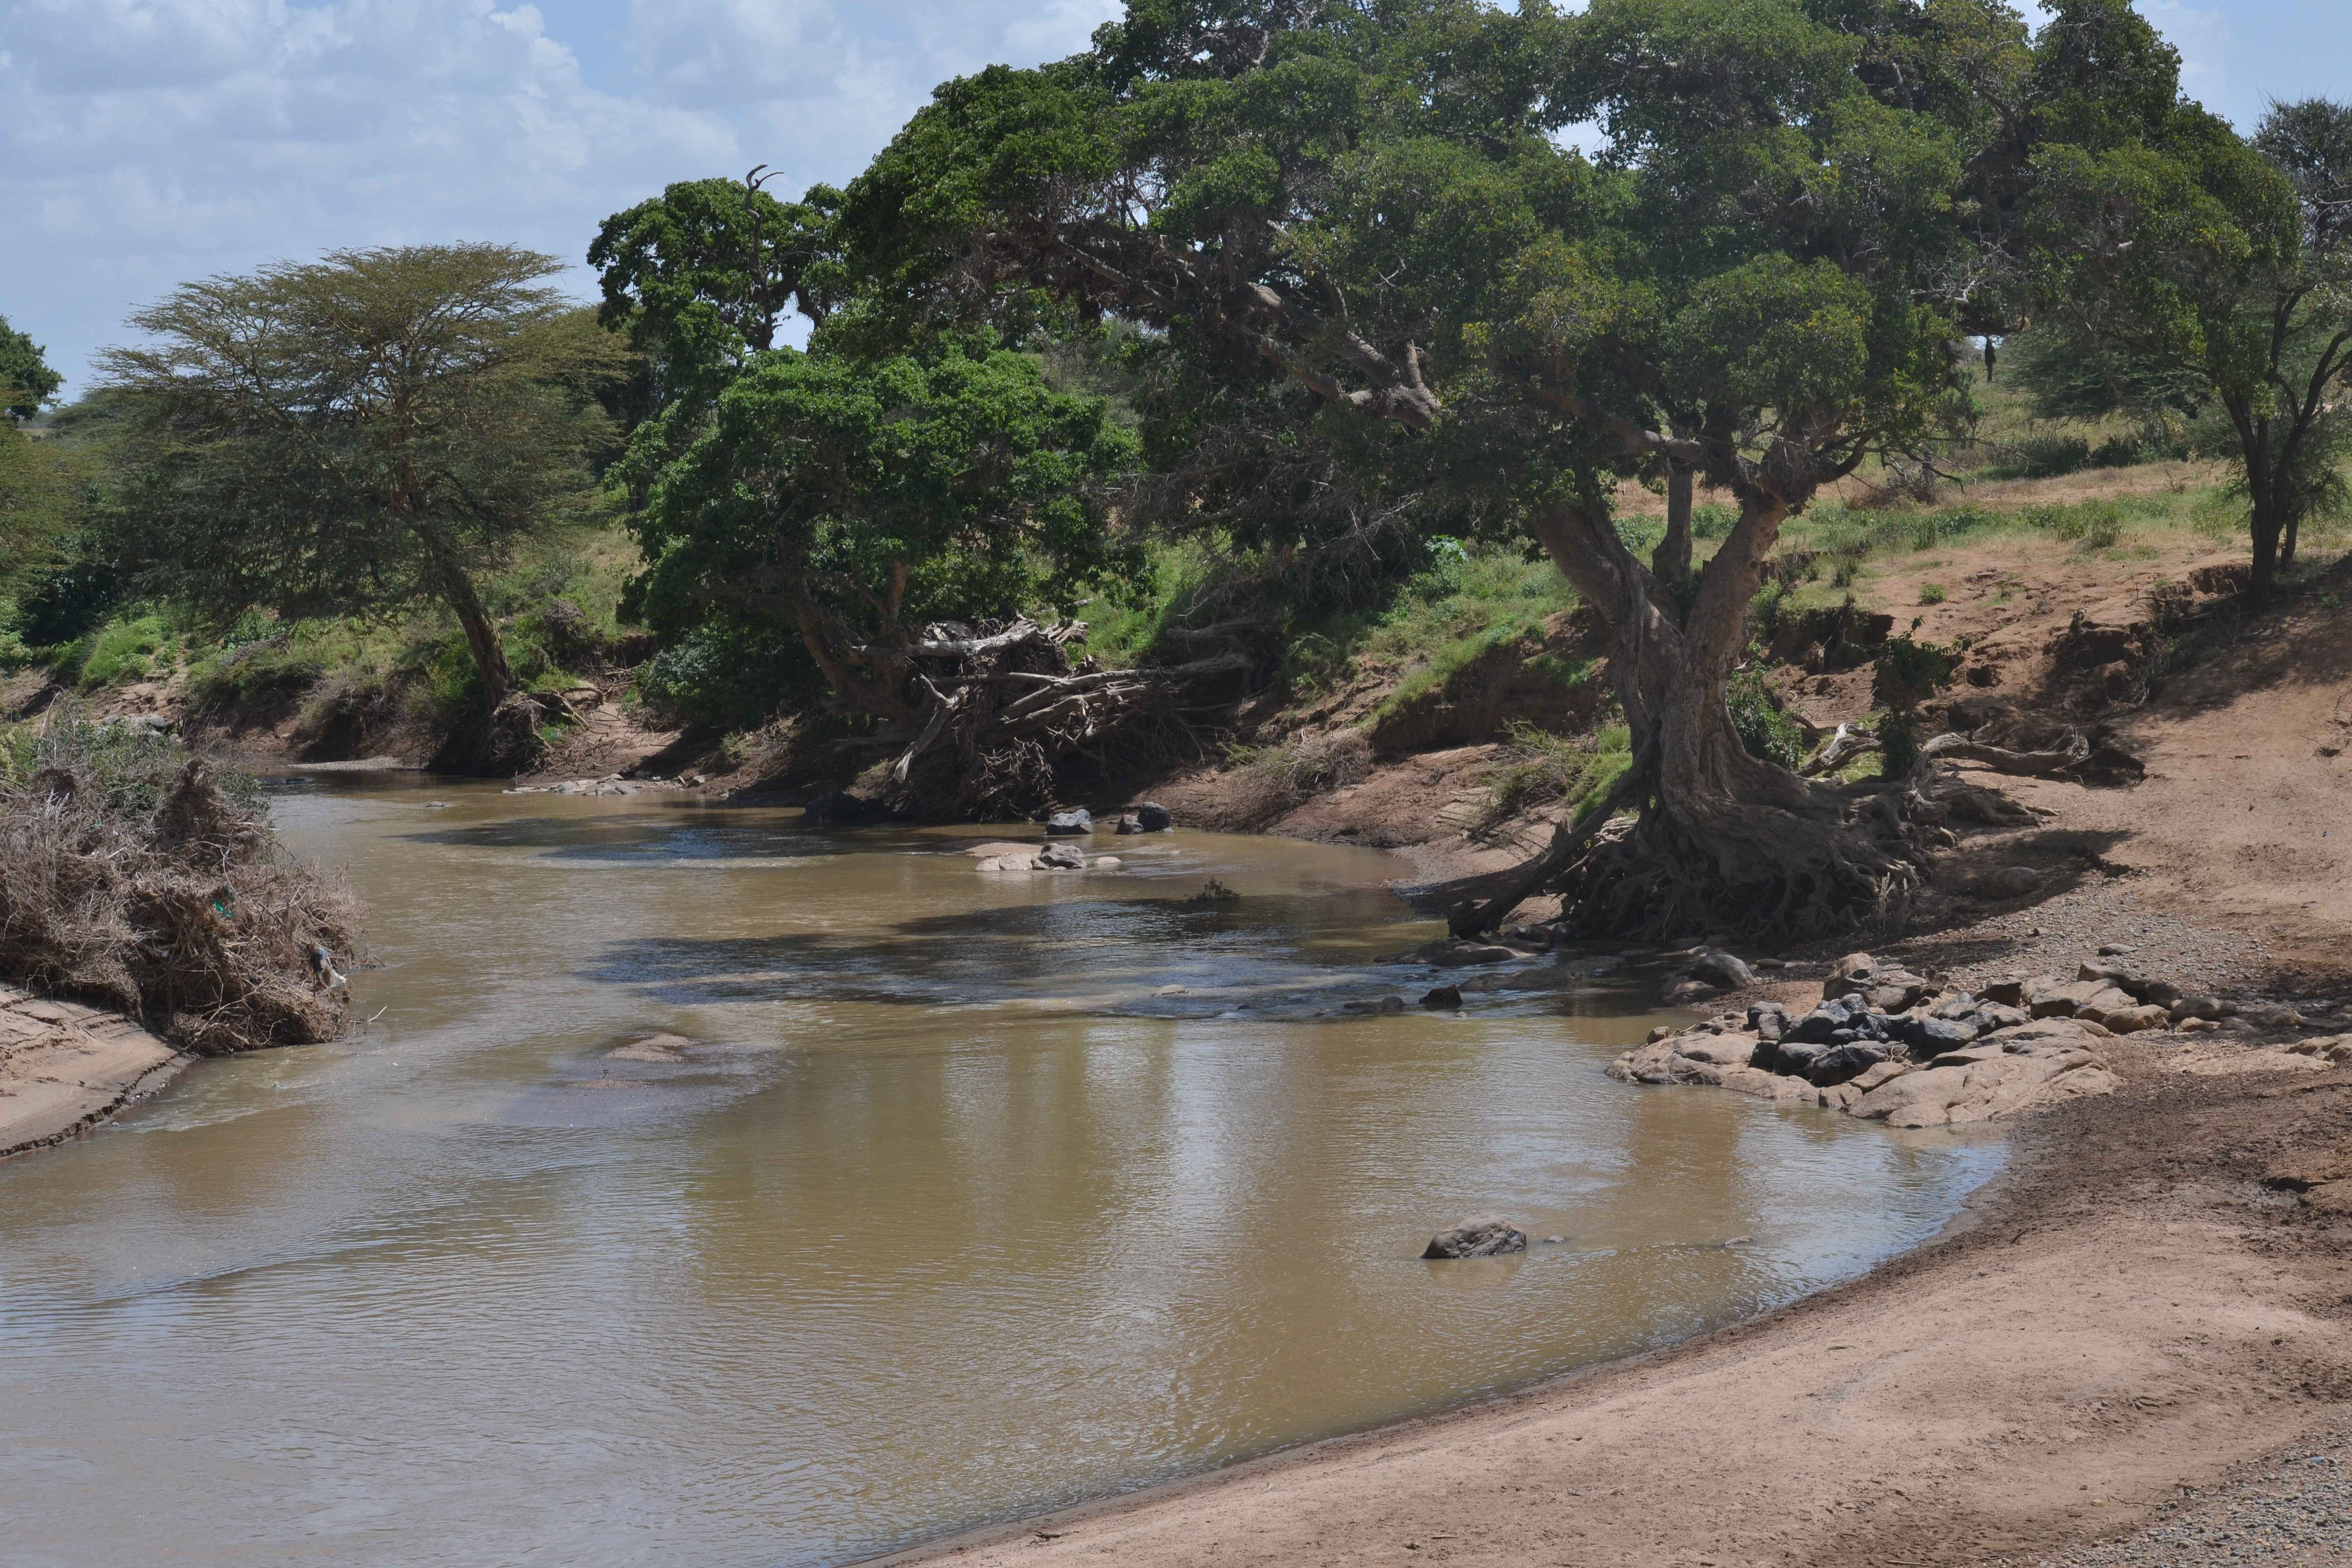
[875,618,1254,820]
[1449,751,2044,942]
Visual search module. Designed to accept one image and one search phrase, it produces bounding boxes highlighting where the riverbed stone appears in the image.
[1809,1041,1891,1086]
[1417,939,1517,967]
[1422,1216,1527,1259]
[1846,1044,2117,1127]
[1043,810,1094,837]
[1036,841,1088,870]
[1420,985,1463,1010]
[1689,949,1754,990]
[1133,802,1173,832]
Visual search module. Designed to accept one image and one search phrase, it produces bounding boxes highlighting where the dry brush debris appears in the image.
[0,719,358,1055]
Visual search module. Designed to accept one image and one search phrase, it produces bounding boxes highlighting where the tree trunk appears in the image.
[437,561,514,715]
[1510,495,1918,939]
[2248,491,2285,608]
[1651,462,1694,587]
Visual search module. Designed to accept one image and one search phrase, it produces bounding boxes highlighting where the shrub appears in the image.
[1479,721,1633,832]
[1918,583,1948,604]
[1728,668,1806,769]
[1224,729,1373,824]
[78,614,173,690]
[1991,434,2090,479]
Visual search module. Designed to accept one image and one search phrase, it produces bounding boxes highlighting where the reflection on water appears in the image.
[0,779,2002,1568]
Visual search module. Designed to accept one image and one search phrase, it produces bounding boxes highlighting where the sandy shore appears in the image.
[0,984,186,1161]
[872,1045,2352,1568]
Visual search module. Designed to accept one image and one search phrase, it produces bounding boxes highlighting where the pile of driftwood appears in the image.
[876,617,1258,819]
[1,724,358,1054]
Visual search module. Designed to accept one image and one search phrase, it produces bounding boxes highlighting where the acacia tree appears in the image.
[840,0,2108,935]
[100,245,628,766]
[2024,90,2352,601]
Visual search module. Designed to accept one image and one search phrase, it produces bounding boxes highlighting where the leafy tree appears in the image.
[97,245,629,763]
[2024,64,2352,601]
[0,313,63,423]
[587,174,848,498]
[836,0,2081,936]
[630,337,1139,724]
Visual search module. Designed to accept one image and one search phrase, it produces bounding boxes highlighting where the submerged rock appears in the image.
[1422,1216,1527,1259]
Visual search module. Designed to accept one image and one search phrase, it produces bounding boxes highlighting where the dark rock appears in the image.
[1134,802,1174,832]
[1898,1015,1977,1053]
[1971,1002,2030,1032]
[1785,1001,1854,1045]
[1044,809,1094,837]
[1036,841,1087,870]
[1930,993,1980,1022]
[1422,1216,1528,1259]
[1114,815,1144,836]
[1343,996,1407,1015]
[1773,1039,1830,1077]
[1981,978,2028,1008]
[1809,1041,1891,1086]
[1420,985,1463,1010]
[803,791,879,827]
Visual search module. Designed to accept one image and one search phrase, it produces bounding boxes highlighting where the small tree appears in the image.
[632,337,1138,723]
[99,245,629,764]
[2024,88,2352,602]
[0,313,63,424]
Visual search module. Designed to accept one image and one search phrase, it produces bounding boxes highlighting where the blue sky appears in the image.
[1,0,2344,396]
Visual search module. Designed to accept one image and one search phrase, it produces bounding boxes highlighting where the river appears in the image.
[0,777,2002,1567]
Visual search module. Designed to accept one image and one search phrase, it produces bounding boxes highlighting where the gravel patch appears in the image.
[2001,1431,2352,1567]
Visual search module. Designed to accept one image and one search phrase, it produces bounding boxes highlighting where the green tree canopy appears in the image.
[630,338,1139,724]
[832,0,2081,935]
[587,174,849,497]
[97,244,629,764]
[0,313,64,423]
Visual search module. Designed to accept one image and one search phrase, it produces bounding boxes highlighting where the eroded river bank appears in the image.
[0,778,2005,1567]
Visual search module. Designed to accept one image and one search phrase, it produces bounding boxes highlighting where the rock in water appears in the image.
[1134,802,1173,831]
[1420,985,1463,1010]
[1690,949,1755,990]
[1422,1217,1528,1259]
[1043,809,1094,837]
[1114,815,1143,835]
[1036,841,1087,870]
[803,791,877,827]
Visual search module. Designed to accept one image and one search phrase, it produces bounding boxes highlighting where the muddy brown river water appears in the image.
[0,778,2003,1567]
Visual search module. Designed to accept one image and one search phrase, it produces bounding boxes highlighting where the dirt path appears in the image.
[876,1055,2352,1568]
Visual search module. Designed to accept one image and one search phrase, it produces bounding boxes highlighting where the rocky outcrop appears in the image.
[1422,1217,1528,1259]
[1845,1021,2120,1128]
[1609,953,2127,1126]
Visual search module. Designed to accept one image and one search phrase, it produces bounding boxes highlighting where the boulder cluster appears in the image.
[1609,952,2124,1127]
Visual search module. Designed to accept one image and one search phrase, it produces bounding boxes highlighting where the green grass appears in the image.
[1477,721,1633,834]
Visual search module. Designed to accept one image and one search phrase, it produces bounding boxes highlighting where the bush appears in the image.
[78,614,174,690]
[1479,721,1633,832]
[1990,434,2090,480]
[1728,668,1806,769]
[634,620,826,730]
[1919,583,1948,604]
[1223,729,1374,824]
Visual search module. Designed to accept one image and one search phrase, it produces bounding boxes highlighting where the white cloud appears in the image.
[0,0,1118,394]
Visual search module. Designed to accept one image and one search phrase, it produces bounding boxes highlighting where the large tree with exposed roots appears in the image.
[839,0,2179,936]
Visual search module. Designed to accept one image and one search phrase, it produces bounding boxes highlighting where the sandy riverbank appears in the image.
[873,1044,2352,1568]
[0,983,186,1162]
